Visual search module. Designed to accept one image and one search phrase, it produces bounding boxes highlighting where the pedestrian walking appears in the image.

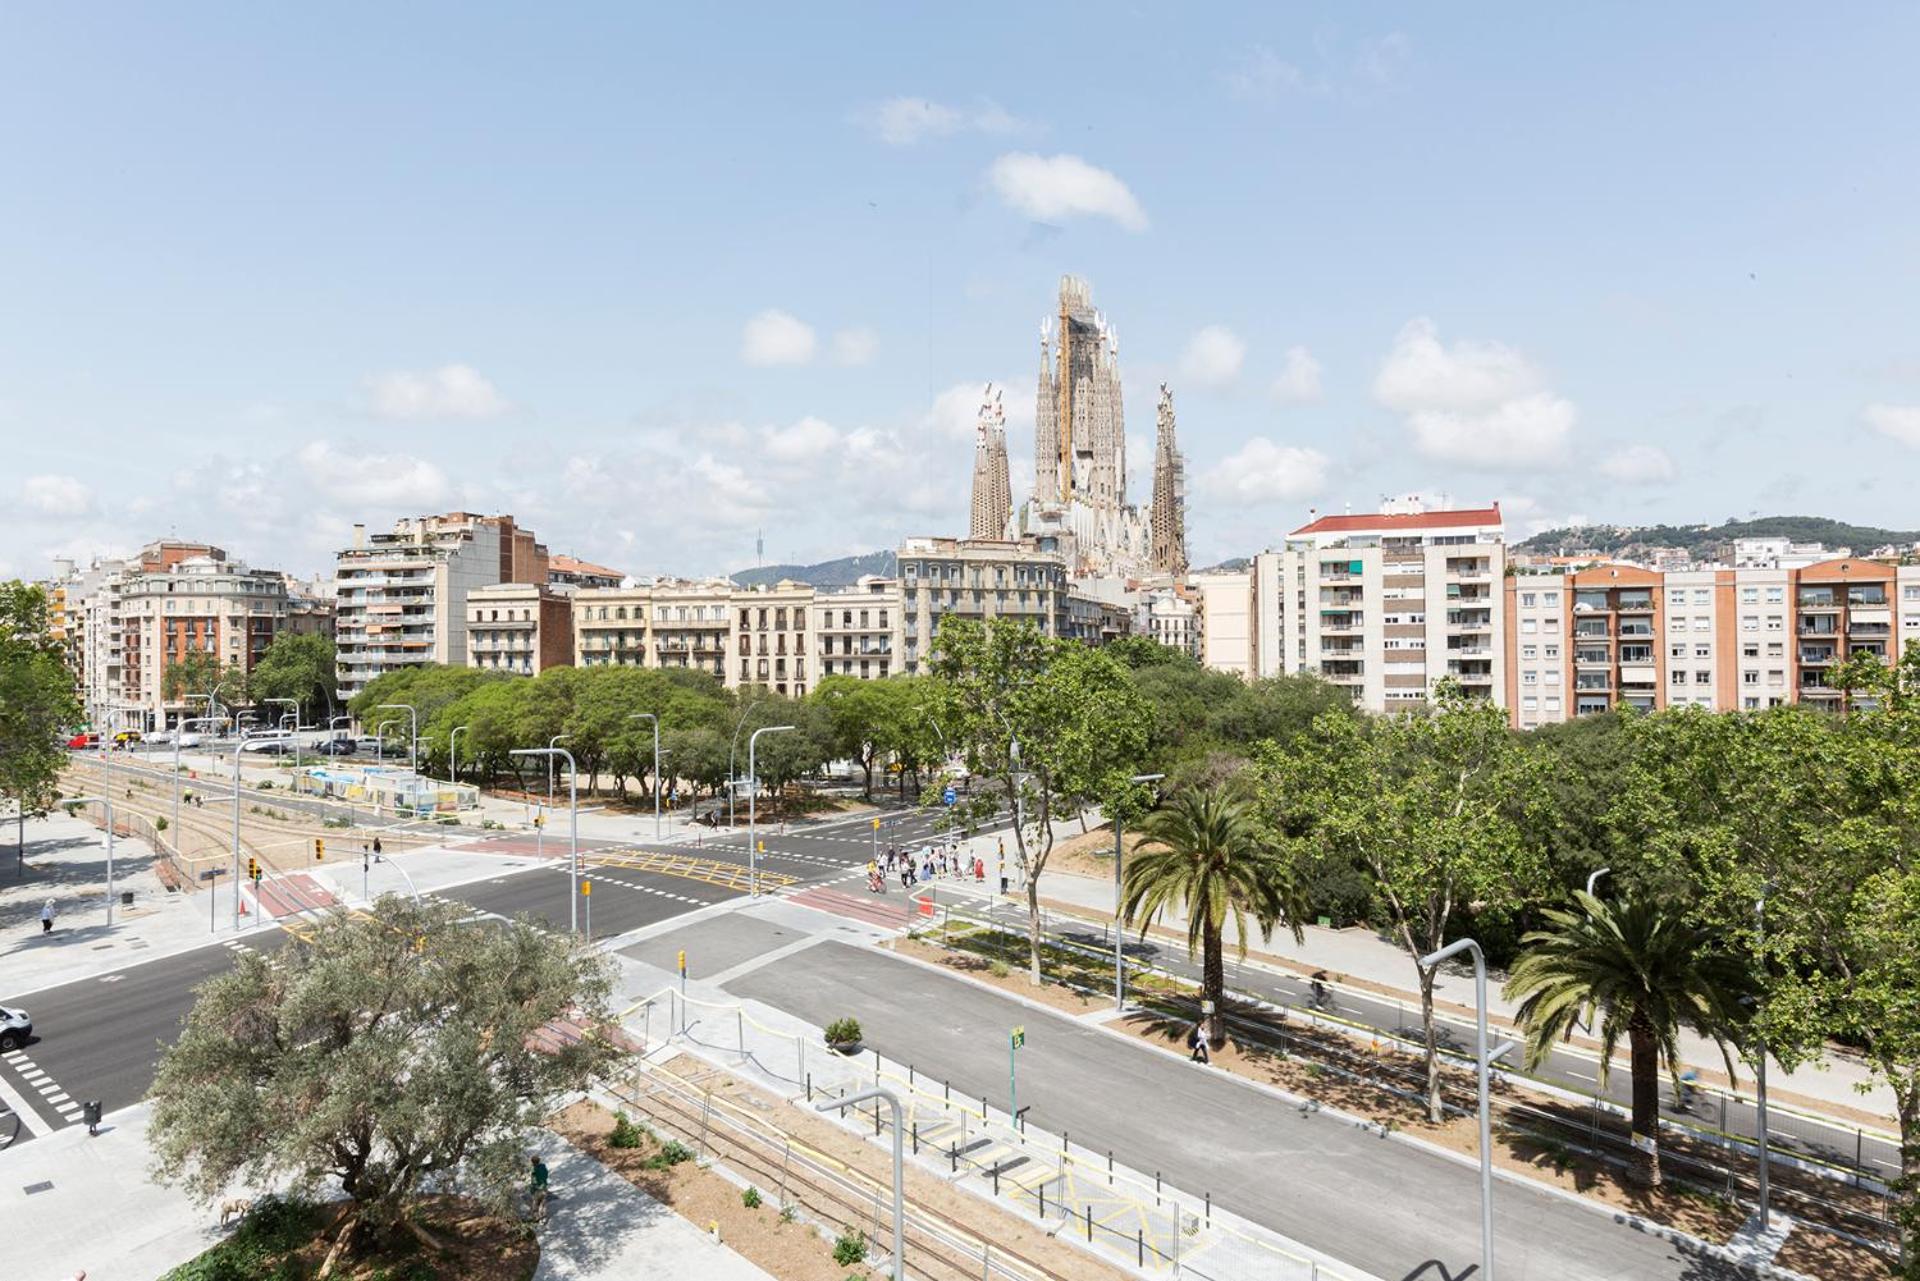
[372,836,383,862]
[529,1155,550,1218]
[1187,1021,1211,1065]
[40,900,55,935]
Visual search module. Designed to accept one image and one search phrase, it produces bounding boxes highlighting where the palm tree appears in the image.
[1504,890,1751,1187]
[1123,784,1306,1048]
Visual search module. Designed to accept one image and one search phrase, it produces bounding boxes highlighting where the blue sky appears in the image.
[4,3,1919,581]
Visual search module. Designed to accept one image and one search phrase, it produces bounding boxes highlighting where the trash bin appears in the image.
[121,891,134,907]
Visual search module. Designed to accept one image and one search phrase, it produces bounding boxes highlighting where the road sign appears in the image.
[198,867,226,880]
[1011,1026,1025,1049]
[942,787,957,806]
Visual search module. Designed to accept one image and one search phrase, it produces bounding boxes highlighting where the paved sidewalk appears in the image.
[529,1129,776,1281]
[1034,865,1900,1123]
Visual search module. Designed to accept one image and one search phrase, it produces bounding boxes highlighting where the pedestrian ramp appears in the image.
[587,848,796,895]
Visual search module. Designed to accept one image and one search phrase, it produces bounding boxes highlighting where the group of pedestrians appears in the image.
[865,840,985,893]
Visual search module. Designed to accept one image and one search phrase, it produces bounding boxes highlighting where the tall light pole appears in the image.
[63,795,115,927]
[1753,885,1774,1231]
[1586,866,1611,897]
[232,730,291,931]
[817,1089,904,1281]
[547,733,572,810]
[511,747,579,932]
[1113,772,1163,1011]
[727,699,766,828]
[264,698,300,770]
[377,703,418,772]
[173,715,218,851]
[449,724,469,785]
[628,713,662,839]
[1418,936,1516,1281]
[375,719,403,766]
[747,724,794,896]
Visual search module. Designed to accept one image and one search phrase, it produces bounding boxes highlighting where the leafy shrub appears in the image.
[779,1203,798,1224]
[823,1017,862,1045]
[831,1228,868,1266]
[160,1196,320,1281]
[642,1139,694,1170]
[988,959,1011,979]
[742,1185,763,1210]
[156,817,169,832]
[609,1112,645,1149]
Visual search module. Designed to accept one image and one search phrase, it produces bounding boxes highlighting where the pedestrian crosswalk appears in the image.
[1,1048,84,1128]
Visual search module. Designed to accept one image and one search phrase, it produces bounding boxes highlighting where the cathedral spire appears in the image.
[969,384,1013,540]
[1150,382,1188,576]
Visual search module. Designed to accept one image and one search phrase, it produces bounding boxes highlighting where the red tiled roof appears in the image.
[1290,504,1503,536]
[549,554,624,579]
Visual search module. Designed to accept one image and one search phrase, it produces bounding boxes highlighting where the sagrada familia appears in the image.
[968,275,1188,581]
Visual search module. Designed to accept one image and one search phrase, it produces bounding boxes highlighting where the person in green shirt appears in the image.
[529,1155,550,1218]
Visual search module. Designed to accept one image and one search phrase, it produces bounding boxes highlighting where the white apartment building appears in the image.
[572,578,818,697]
[1190,568,1252,677]
[1252,503,1508,710]
[1505,574,1569,728]
[814,577,902,680]
[1135,585,1199,658]
[334,513,547,698]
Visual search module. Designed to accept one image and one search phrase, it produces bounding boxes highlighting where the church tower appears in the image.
[969,384,1013,540]
[1149,383,1188,575]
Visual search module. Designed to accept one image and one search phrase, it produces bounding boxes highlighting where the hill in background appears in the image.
[1517,515,1920,562]
[729,550,897,589]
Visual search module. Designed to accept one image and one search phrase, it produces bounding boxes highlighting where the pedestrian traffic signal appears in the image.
[871,817,881,830]
[677,949,686,976]
[314,838,325,862]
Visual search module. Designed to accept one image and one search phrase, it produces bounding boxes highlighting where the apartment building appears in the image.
[1135,585,1199,658]
[1250,503,1508,709]
[466,582,576,675]
[548,555,625,590]
[896,536,1072,674]
[815,577,902,680]
[119,550,291,729]
[570,578,817,696]
[333,513,547,698]
[1190,568,1252,677]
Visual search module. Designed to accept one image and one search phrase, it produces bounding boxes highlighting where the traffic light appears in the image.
[247,857,260,882]
[581,880,592,897]
[314,838,325,862]
[1011,1026,1025,1049]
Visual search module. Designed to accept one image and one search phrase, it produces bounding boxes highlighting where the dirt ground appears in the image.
[1040,823,1150,878]
[1773,1224,1896,1279]
[552,1100,877,1281]
[889,934,1114,1017]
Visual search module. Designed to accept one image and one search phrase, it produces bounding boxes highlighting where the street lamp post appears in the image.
[448,724,469,785]
[747,725,794,896]
[511,747,580,932]
[628,713,662,839]
[375,719,403,766]
[727,700,767,828]
[1417,936,1515,1281]
[547,733,572,811]
[1113,772,1164,1011]
[232,731,292,931]
[63,795,115,927]
[172,715,219,858]
[376,703,418,772]
[817,1089,905,1281]
[1754,886,1774,1231]
[1586,866,1611,897]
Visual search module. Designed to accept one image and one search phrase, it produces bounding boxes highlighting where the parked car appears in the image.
[66,733,100,750]
[314,738,355,756]
[240,738,292,755]
[0,1005,30,1052]
[175,732,203,750]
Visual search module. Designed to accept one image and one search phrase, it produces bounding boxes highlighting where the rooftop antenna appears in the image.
[756,528,764,569]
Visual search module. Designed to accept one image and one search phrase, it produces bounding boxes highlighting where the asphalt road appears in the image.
[727,940,1749,1281]
[941,892,1898,1185]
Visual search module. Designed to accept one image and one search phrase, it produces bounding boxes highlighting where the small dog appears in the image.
[218,1196,253,1227]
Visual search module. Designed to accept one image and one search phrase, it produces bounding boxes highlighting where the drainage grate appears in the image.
[23,1181,53,1195]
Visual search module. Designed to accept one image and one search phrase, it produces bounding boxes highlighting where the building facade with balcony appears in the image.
[119,551,291,730]
[333,513,548,699]
[466,582,576,675]
[896,536,1072,673]
[814,577,902,681]
[571,578,817,697]
[1191,568,1253,677]
[1250,502,1509,710]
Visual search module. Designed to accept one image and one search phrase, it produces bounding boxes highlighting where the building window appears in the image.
[1695,670,1712,685]
[1741,615,1758,632]
[1743,671,1759,685]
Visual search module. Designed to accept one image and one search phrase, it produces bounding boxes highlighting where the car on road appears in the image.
[0,1006,30,1052]
[66,732,100,750]
[240,738,293,755]
[174,732,203,750]
[314,738,355,756]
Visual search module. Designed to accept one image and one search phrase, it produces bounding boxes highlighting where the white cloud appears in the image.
[830,327,879,367]
[297,441,449,507]
[987,153,1147,232]
[763,416,842,465]
[1223,46,1326,103]
[21,474,94,517]
[1270,345,1323,404]
[1375,318,1574,470]
[1375,318,1543,413]
[859,97,1026,146]
[1179,325,1246,389]
[1406,395,1575,470]
[1200,438,1331,506]
[1599,444,1677,484]
[1864,404,1920,449]
[923,381,1031,444]
[741,309,817,366]
[364,363,508,420]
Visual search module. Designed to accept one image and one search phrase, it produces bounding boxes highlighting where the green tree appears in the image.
[1504,890,1750,1187]
[1257,680,1545,1121]
[246,632,338,723]
[1124,784,1306,1047]
[162,651,249,715]
[0,583,81,856]
[930,618,1151,984]
[147,897,619,1266]
[813,674,910,799]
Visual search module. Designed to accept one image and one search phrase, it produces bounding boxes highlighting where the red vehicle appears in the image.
[66,732,100,750]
